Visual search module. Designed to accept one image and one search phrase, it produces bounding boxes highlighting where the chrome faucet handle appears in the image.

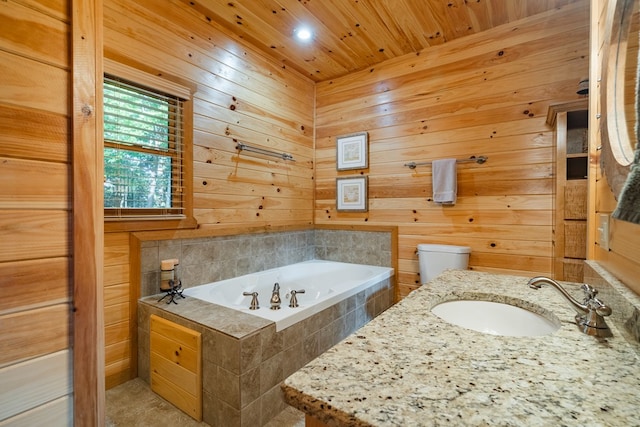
[576,284,613,337]
[579,284,612,316]
[243,291,259,310]
[289,289,306,308]
[270,282,281,310]
[591,298,612,317]
[580,283,598,303]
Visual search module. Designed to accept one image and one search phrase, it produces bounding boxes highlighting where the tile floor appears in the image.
[105,378,305,427]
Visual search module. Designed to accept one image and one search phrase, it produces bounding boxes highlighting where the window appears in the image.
[103,74,185,218]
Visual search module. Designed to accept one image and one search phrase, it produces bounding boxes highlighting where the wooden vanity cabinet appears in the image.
[547,100,589,282]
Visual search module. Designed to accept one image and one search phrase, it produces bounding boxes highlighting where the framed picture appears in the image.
[336,176,368,212]
[336,132,368,171]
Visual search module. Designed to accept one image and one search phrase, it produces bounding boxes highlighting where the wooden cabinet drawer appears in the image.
[564,180,587,219]
[562,258,584,282]
[150,315,202,421]
[564,221,587,259]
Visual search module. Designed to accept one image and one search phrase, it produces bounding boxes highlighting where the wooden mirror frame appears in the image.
[600,0,638,198]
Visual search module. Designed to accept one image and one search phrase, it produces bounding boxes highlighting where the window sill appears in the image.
[104,215,197,233]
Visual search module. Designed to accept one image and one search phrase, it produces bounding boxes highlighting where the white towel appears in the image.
[432,159,457,205]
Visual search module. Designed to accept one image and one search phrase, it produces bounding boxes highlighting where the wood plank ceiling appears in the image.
[181,0,584,82]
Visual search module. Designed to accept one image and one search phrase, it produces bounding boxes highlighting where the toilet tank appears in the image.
[417,244,471,285]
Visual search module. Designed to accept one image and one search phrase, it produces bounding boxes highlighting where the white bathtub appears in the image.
[183,260,393,331]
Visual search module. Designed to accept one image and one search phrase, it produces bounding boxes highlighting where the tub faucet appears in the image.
[242,291,260,310]
[289,289,306,308]
[270,282,281,310]
[527,276,612,338]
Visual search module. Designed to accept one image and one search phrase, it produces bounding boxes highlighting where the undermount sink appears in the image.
[431,300,560,337]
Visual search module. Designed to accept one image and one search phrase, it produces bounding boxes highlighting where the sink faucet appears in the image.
[527,276,612,337]
[270,282,281,310]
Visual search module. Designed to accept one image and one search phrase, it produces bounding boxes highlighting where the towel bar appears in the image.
[236,143,295,161]
[404,155,487,169]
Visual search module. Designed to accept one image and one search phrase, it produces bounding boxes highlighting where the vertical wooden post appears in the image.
[72,0,105,425]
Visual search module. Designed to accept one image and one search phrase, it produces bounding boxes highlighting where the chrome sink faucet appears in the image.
[270,282,281,310]
[527,276,612,337]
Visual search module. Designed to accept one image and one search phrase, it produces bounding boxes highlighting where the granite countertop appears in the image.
[282,270,640,426]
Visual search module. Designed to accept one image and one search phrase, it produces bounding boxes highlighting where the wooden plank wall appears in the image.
[315,1,591,298]
[103,0,315,387]
[104,0,315,230]
[0,0,73,423]
[589,0,640,295]
[104,232,131,389]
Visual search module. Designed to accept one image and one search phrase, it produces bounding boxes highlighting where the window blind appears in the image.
[103,74,185,218]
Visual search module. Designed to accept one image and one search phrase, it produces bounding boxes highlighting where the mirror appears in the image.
[621,4,639,154]
[600,0,639,198]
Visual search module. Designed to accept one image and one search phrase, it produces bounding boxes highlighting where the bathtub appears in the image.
[183,260,394,331]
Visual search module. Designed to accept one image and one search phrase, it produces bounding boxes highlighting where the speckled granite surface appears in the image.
[282,270,640,426]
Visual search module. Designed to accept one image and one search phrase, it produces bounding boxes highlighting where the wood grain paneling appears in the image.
[105,321,130,345]
[103,231,132,388]
[179,0,585,81]
[104,283,129,306]
[0,350,72,423]
[0,257,69,315]
[0,395,72,427]
[104,232,131,265]
[0,157,69,209]
[0,0,74,422]
[0,105,69,162]
[104,302,129,326]
[105,322,131,391]
[12,0,70,22]
[0,304,69,367]
[0,0,68,68]
[0,210,69,262]
[0,50,68,115]
[315,2,590,295]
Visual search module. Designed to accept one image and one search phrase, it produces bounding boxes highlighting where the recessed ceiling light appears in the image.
[295,27,312,41]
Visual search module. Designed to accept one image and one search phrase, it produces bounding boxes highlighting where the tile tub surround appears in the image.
[138,274,394,427]
[138,228,393,297]
[282,270,640,426]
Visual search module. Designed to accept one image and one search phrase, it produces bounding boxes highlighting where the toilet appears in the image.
[417,244,471,285]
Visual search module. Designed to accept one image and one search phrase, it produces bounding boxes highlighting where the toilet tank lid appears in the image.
[417,244,471,254]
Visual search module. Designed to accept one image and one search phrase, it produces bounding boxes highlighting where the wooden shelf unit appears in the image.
[547,100,589,282]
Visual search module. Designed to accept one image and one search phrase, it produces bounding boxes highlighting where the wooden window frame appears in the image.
[103,60,195,232]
